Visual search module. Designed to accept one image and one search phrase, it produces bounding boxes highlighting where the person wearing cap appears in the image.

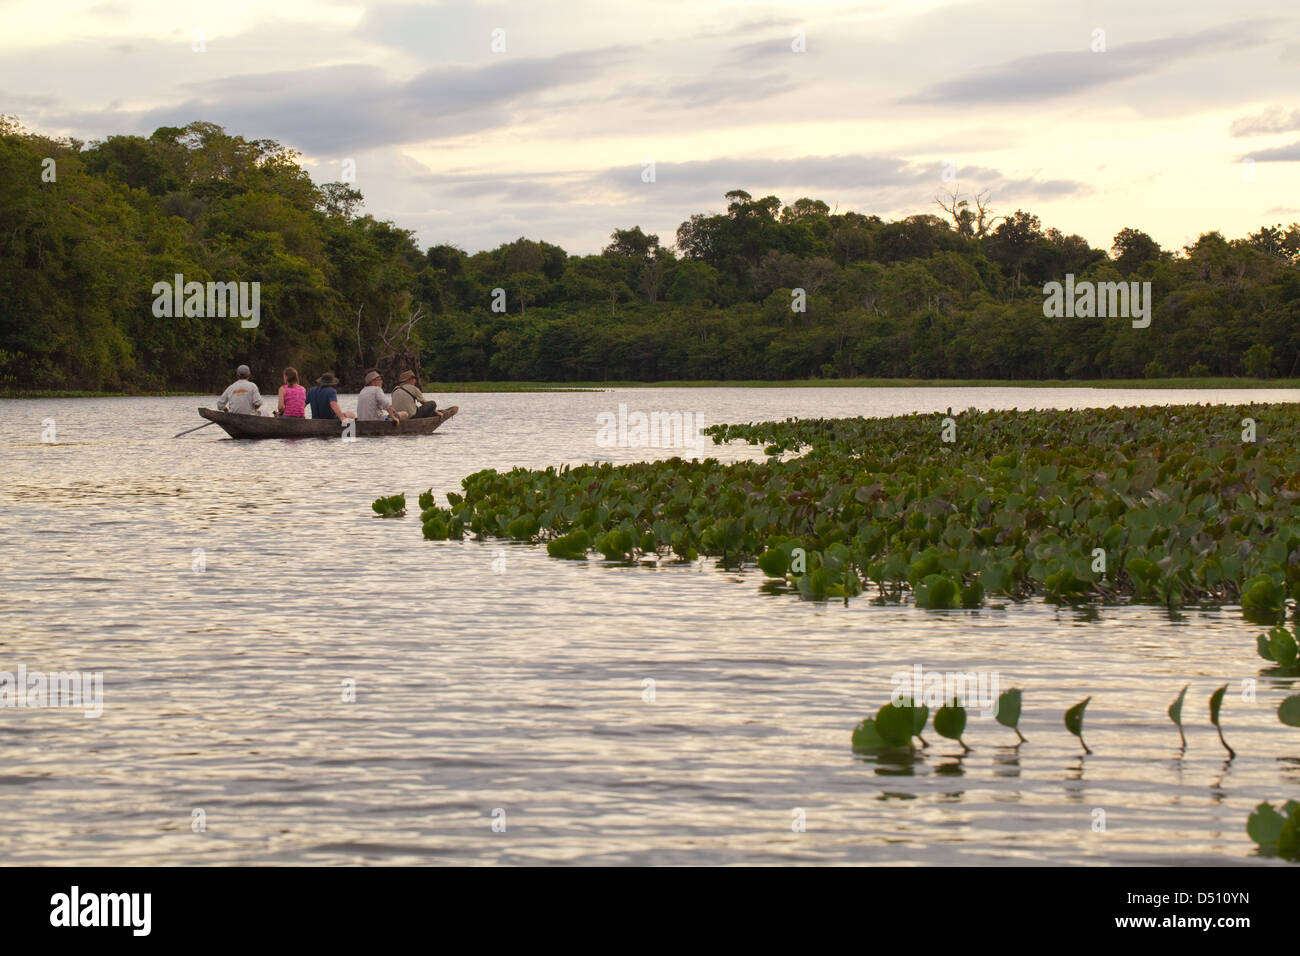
[305,372,354,421]
[217,364,263,416]
[355,369,407,423]
[390,370,443,420]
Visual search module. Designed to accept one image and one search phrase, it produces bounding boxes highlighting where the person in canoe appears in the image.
[356,370,407,424]
[217,364,264,416]
[274,367,307,418]
[391,370,443,420]
[304,372,355,421]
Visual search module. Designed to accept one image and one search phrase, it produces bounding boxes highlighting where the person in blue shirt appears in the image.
[305,372,355,421]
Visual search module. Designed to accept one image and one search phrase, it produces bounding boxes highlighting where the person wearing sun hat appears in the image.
[305,372,354,421]
[391,369,443,420]
[356,369,407,423]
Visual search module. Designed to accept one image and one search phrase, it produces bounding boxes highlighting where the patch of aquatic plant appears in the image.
[852,688,1023,754]
[851,698,930,750]
[409,403,1300,617]
[851,686,1298,860]
[854,680,1292,757]
[371,493,406,517]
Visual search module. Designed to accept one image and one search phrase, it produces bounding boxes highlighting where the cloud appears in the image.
[904,21,1275,106]
[587,154,1087,203]
[700,14,808,41]
[1242,140,1300,162]
[41,46,634,154]
[649,71,797,110]
[1230,105,1300,137]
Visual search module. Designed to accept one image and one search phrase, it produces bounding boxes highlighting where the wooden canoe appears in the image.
[198,405,459,439]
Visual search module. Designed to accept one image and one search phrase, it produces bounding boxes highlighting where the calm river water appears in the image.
[0,386,1297,865]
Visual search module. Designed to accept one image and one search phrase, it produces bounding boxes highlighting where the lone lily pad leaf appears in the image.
[1279,694,1300,728]
[1247,802,1286,847]
[1268,626,1299,667]
[994,688,1026,744]
[1209,684,1235,758]
[1065,697,1091,754]
[934,704,969,752]
[851,718,889,750]
[874,701,917,750]
[1168,683,1189,751]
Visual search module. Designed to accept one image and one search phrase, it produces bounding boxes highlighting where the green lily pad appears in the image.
[994,687,1024,742]
[1247,802,1285,846]
[874,701,917,749]
[934,704,968,749]
[1268,626,1298,667]
[1065,697,1091,753]
[1168,683,1189,749]
[1209,684,1227,726]
[851,718,889,750]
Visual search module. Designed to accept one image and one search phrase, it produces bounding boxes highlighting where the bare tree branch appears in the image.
[355,304,365,367]
[973,190,1002,237]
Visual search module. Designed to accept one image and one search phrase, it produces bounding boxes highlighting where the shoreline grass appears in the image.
[7,377,1299,398]
[419,377,1300,392]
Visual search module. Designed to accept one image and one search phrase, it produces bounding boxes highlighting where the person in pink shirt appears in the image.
[276,367,307,418]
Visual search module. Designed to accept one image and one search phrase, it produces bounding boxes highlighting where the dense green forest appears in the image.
[3,116,1300,392]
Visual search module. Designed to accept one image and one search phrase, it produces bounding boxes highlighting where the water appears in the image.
[0,386,1297,865]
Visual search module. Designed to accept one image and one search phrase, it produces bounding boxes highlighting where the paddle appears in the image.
[173,421,217,438]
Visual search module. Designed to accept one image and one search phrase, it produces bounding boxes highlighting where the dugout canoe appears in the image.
[198,405,459,439]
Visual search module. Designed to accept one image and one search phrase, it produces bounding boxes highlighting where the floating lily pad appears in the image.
[1065,697,1091,753]
[1168,683,1189,750]
[1279,694,1300,728]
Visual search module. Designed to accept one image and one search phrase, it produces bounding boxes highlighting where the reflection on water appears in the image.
[0,387,1297,865]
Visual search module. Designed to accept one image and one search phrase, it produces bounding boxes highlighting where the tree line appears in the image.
[3,117,1298,392]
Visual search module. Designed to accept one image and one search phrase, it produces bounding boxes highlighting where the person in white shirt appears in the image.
[217,365,263,415]
[355,370,408,423]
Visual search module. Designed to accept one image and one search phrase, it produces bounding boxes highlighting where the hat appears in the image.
[236,364,251,378]
[398,370,416,383]
[364,370,382,385]
[315,372,339,386]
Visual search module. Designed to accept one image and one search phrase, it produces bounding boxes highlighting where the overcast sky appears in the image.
[5,0,1300,255]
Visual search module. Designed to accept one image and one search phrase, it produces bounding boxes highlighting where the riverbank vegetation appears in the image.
[4,377,1299,399]
[5,117,1300,392]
